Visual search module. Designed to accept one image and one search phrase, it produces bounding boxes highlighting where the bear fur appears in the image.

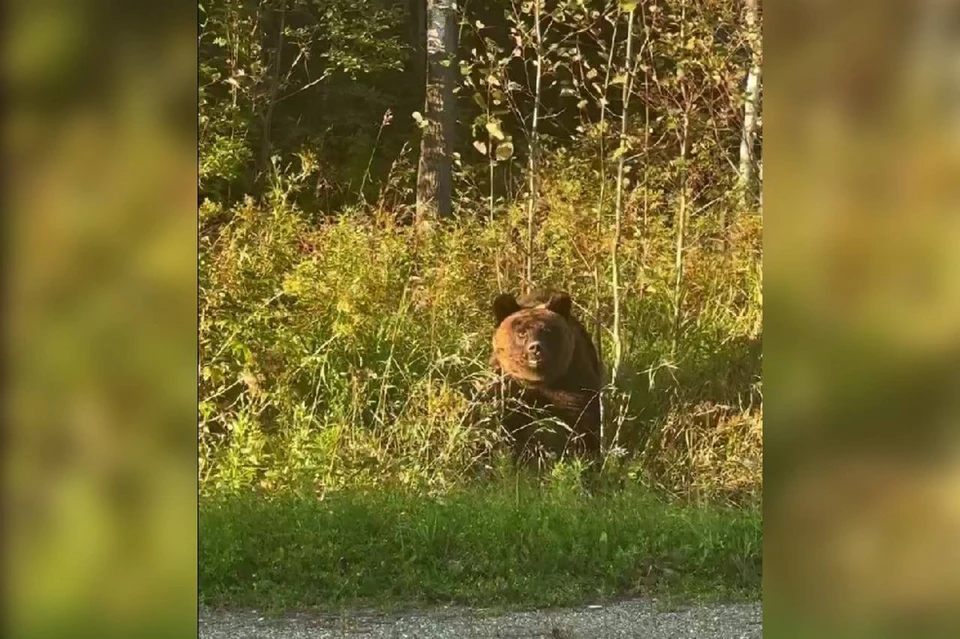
[488,289,603,462]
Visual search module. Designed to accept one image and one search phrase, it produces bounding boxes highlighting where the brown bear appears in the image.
[488,289,604,463]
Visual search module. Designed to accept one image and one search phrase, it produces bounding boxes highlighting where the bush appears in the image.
[199,155,761,501]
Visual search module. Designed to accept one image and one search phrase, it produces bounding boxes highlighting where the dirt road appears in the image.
[199,599,761,638]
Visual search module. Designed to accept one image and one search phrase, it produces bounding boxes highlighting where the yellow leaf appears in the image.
[486,121,505,140]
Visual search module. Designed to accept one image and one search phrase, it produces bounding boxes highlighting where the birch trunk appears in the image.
[525,0,543,290]
[611,7,635,386]
[737,0,761,210]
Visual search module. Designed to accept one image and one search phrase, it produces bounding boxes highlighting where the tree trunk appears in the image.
[524,0,543,291]
[260,3,286,181]
[611,7,636,388]
[593,17,619,397]
[737,0,761,210]
[416,0,457,226]
[671,111,690,356]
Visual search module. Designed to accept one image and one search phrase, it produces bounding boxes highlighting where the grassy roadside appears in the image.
[199,480,761,612]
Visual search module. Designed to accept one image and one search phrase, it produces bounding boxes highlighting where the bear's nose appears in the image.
[526,341,542,355]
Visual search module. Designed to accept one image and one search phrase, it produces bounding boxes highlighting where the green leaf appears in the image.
[620,0,638,12]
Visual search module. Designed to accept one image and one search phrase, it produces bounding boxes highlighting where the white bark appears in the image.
[738,0,761,210]
[671,111,689,356]
[611,8,635,387]
[525,0,543,289]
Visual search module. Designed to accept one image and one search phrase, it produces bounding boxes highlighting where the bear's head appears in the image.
[491,291,576,384]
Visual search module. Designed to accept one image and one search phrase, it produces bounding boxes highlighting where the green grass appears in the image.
[198,176,763,613]
[199,479,761,612]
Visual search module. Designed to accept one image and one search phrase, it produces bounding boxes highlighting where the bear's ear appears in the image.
[493,293,521,324]
[545,292,572,317]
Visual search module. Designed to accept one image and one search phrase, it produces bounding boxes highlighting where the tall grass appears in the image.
[199,160,762,501]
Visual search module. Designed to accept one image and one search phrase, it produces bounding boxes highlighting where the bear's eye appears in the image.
[516,328,528,339]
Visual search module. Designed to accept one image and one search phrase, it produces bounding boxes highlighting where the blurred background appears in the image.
[764,0,960,636]
[5,1,198,637]
[4,0,960,638]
